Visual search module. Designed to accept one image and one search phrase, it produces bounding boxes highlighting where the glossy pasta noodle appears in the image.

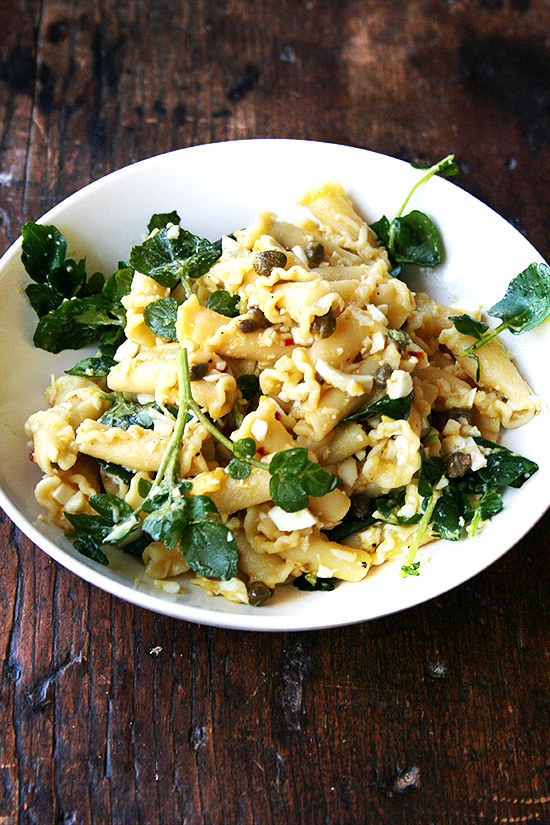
[24,183,543,604]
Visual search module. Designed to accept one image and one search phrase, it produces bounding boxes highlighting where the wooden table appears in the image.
[1,2,549,823]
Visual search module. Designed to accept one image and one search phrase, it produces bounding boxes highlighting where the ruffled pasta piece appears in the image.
[142,541,189,579]
[357,420,421,496]
[34,455,101,529]
[439,326,543,427]
[76,418,209,476]
[107,342,237,419]
[236,531,297,588]
[45,375,111,426]
[299,182,389,267]
[122,271,171,346]
[344,521,431,565]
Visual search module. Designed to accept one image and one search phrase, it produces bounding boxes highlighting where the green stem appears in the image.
[458,321,508,358]
[179,273,193,299]
[396,154,455,218]
[400,489,441,577]
[181,351,268,472]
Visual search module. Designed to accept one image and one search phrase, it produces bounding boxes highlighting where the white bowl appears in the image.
[1,139,549,631]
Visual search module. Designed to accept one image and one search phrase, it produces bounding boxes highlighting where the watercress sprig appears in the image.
[451,262,550,378]
[371,154,458,269]
[176,349,339,513]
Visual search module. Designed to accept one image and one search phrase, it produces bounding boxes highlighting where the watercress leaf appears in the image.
[100,395,156,430]
[119,532,152,559]
[269,474,309,513]
[89,493,134,523]
[430,488,463,541]
[392,211,443,266]
[72,534,109,566]
[21,222,67,283]
[475,488,503,521]
[340,392,413,425]
[226,459,252,479]
[33,299,109,353]
[237,374,260,400]
[64,511,112,543]
[418,450,445,498]
[450,314,489,340]
[129,228,187,288]
[370,216,391,249]
[142,498,189,549]
[374,488,422,525]
[324,511,376,541]
[66,353,117,377]
[401,561,420,576]
[181,520,239,580]
[269,447,309,476]
[187,495,220,521]
[473,437,538,488]
[179,237,223,280]
[137,477,153,498]
[293,573,337,592]
[98,461,134,485]
[233,438,256,459]
[488,262,550,334]
[143,296,181,341]
[410,156,459,178]
[25,283,64,317]
[79,270,105,297]
[147,211,181,232]
[206,289,241,317]
[301,462,339,498]
[48,258,87,297]
[388,264,403,278]
[101,266,134,301]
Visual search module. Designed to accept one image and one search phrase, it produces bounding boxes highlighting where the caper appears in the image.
[253,250,288,277]
[310,307,337,339]
[305,240,325,266]
[248,581,272,606]
[350,493,371,520]
[446,451,472,478]
[373,363,393,387]
[189,362,208,381]
[237,307,270,334]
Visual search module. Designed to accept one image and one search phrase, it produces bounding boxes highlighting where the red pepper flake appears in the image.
[284,337,295,346]
[29,450,34,462]
[274,411,281,420]
[257,446,267,456]
[410,350,425,359]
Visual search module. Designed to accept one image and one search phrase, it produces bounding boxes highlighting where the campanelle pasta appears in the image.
[25,183,542,604]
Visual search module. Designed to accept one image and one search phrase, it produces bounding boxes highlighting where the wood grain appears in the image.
[1,1,549,823]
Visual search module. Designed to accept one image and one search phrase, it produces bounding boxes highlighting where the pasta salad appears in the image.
[22,158,549,605]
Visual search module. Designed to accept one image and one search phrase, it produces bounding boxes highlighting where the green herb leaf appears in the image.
[21,222,67,283]
[293,573,337,592]
[324,510,376,541]
[143,296,181,341]
[100,395,157,430]
[388,329,412,347]
[66,353,117,377]
[268,447,338,512]
[181,520,239,580]
[98,461,134,485]
[374,488,422,525]
[147,211,181,233]
[233,438,257,459]
[237,374,260,400]
[340,392,413,425]
[25,282,65,317]
[391,211,443,267]
[206,289,241,317]
[488,262,550,334]
[129,227,222,289]
[472,437,538,489]
[142,498,189,549]
[450,314,489,340]
[269,474,309,513]
[89,493,134,523]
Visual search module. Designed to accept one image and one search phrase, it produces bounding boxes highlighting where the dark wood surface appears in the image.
[1,1,550,823]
